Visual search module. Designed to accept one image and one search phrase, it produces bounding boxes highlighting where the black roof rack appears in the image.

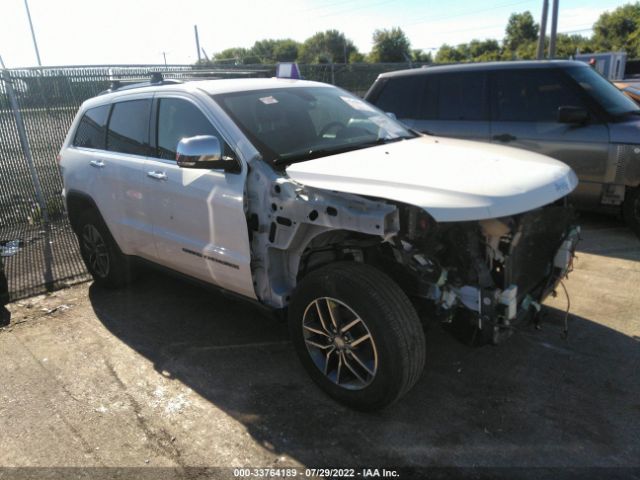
[97,69,272,96]
[98,72,184,95]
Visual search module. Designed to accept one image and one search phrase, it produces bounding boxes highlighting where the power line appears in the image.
[409,20,595,41]
[403,0,536,28]
[294,0,358,14]
[415,23,595,52]
[559,25,594,34]
[316,0,398,18]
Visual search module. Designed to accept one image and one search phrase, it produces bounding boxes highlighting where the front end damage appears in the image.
[384,204,580,343]
[245,160,579,343]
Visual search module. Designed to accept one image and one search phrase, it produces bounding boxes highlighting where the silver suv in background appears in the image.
[365,60,640,237]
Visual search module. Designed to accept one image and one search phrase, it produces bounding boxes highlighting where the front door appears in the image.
[143,94,255,299]
[489,68,610,206]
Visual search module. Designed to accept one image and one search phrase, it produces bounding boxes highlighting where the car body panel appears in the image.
[286,136,578,222]
[143,91,256,299]
[490,120,610,207]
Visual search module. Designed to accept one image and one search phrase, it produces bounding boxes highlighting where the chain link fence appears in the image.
[0,62,420,300]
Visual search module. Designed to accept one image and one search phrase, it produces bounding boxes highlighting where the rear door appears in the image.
[98,96,156,257]
[66,104,111,206]
[143,94,255,299]
[489,68,610,206]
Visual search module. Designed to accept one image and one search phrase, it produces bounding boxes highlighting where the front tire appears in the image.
[623,186,640,239]
[289,262,426,411]
[76,209,136,288]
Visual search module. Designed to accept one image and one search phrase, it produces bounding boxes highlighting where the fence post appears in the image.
[0,69,49,224]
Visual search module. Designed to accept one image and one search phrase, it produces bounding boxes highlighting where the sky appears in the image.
[0,0,631,68]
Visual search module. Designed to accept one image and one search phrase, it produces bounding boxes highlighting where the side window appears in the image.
[372,76,422,119]
[156,98,222,161]
[106,99,151,156]
[492,69,587,122]
[419,76,438,120]
[436,72,487,121]
[73,105,110,149]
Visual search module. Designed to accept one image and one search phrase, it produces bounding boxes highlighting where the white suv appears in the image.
[60,76,580,410]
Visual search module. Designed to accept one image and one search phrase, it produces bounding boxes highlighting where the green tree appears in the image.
[272,39,300,62]
[411,49,433,63]
[250,39,301,63]
[212,47,259,64]
[435,43,466,63]
[349,51,366,63]
[369,27,411,62]
[592,2,640,57]
[504,11,539,53]
[555,34,594,57]
[299,30,358,63]
[468,39,501,61]
[250,39,278,63]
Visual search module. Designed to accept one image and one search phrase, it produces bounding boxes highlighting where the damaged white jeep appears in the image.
[60,77,580,410]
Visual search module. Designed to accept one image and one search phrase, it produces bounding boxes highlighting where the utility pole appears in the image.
[536,0,549,60]
[548,0,559,58]
[194,25,201,63]
[24,0,42,66]
[162,51,168,67]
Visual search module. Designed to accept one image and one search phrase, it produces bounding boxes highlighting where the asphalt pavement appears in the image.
[0,213,638,479]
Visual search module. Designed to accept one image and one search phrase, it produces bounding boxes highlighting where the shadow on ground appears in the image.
[575,212,640,261]
[88,272,640,469]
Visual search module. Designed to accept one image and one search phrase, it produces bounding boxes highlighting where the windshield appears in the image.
[212,86,416,166]
[564,65,640,117]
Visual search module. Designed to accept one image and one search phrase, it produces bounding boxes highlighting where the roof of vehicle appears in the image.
[195,77,332,94]
[91,77,331,102]
[81,77,334,110]
[376,60,588,79]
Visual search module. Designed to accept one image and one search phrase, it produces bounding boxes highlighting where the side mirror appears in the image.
[176,135,240,173]
[558,106,589,124]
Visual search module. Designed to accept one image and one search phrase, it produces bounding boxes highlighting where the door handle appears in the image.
[492,133,517,142]
[89,160,105,168]
[147,171,168,180]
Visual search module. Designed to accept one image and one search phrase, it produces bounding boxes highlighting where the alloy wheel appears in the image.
[81,224,110,278]
[302,297,378,390]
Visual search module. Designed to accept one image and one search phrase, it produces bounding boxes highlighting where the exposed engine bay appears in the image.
[246,159,579,343]
[379,203,579,343]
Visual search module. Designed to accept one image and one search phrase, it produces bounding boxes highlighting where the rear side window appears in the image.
[73,105,110,149]
[106,99,151,156]
[156,98,221,161]
[436,73,487,121]
[373,76,422,119]
[373,72,487,121]
[492,69,587,122]
[420,77,438,119]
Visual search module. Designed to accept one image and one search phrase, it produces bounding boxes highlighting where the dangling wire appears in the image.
[559,280,571,340]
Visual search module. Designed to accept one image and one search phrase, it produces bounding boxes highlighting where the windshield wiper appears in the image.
[410,127,433,136]
[273,136,412,166]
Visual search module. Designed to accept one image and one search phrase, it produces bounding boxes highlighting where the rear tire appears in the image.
[76,209,136,288]
[288,262,426,411]
[623,186,640,239]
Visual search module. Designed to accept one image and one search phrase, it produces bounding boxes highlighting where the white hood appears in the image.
[286,136,578,222]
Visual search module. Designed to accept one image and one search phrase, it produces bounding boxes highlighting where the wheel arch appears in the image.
[65,190,106,233]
